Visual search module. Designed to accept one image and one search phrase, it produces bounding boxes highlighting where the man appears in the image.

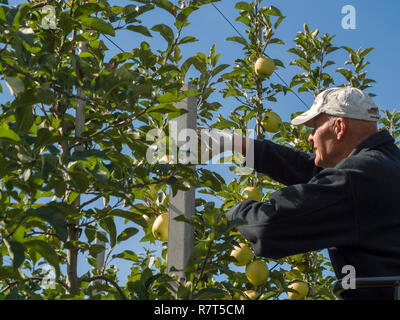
[224,86,400,300]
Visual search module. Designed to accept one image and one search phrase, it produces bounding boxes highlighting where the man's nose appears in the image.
[308,134,313,143]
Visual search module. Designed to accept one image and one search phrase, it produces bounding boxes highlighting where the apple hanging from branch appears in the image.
[287,280,309,300]
[230,243,254,266]
[241,186,264,201]
[254,56,275,78]
[245,260,269,286]
[152,212,169,241]
[261,111,282,133]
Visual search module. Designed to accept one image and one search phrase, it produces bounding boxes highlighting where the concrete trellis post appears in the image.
[92,231,106,296]
[167,83,196,283]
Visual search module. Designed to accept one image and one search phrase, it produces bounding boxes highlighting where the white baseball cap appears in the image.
[291,86,380,126]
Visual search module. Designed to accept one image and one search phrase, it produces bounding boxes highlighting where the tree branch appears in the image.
[78,194,102,211]
[79,275,127,300]
[0,276,69,294]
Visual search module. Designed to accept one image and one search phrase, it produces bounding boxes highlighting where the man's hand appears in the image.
[196,127,233,162]
[196,127,249,163]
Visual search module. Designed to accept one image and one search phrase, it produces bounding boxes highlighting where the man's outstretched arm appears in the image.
[200,128,322,185]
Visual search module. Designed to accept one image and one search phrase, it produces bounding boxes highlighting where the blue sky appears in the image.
[1,0,400,297]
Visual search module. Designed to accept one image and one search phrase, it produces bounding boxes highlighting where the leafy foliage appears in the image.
[0,0,396,301]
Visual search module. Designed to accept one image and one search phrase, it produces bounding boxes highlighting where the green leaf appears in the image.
[4,76,25,96]
[234,1,252,12]
[96,231,108,243]
[175,7,197,28]
[151,24,174,44]
[226,36,248,46]
[13,3,30,29]
[203,211,215,226]
[35,127,53,149]
[199,169,225,192]
[274,15,285,29]
[15,105,33,134]
[35,205,68,242]
[178,36,198,45]
[113,250,139,262]
[4,239,25,270]
[99,217,117,248]
[360,47,374,59]
[74,3,105,17]
[156,91,177,103]
[335,68,353,81]
[81,17,115,36]
[0,266,23,280]
[70,149,110,162]
[85,226,96,243]
[269,38,285,45]
[323,60,336,68]
[24,240,60,275]
[126,24,152,37]
[157,64,180,75]
[173,214,195,227]
[0,6,6,22]
[11,88,57,108]
[0,124,21,142]
[88,244,105,257]
[272,58,285,68]
[152,0,175,16]
[192,288,230,300]
[68,170,90,192]
[268,5,283,16]
[109,209,144,225]
[123,4,154,19]
[290,59,310,71]
[13,226,25,242]
[212,64,230,77]
[87,256,98,267]
[132,280,149,299]
[117,227,139,243]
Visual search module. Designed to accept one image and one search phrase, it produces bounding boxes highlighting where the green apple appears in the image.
[261,111,282,133]
[254,56,275,78]
[152,212,168,241]
[245,260,269,286]
[287,281,309,300]
[230,243,254,266]
[241,186,263,201]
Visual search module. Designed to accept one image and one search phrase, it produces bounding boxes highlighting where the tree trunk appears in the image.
[65,38,87,295]
[66,208,80,295]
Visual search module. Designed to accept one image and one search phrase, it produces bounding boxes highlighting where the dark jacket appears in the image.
[226,129,400,300]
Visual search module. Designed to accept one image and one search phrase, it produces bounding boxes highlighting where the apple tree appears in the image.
[0,0,233,299]
[0,0,396,301]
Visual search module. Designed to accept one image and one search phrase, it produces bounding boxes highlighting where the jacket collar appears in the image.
[349,129,394,156]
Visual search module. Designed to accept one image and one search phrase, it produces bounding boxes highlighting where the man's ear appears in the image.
[334,118,347,140]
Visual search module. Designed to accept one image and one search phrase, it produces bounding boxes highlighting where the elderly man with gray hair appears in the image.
[217,86,400,300]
